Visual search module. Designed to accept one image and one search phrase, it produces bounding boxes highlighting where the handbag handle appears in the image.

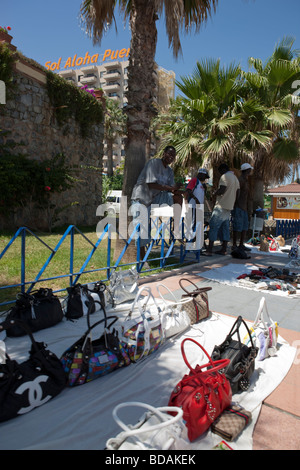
[181,338,230,374]
[156,284,191,308]
[254,297,273,328]
[226,316,256,350]
[86,300,117,333]
[179,278,212,297]
[128,286,161,317]
[111,402,183,438]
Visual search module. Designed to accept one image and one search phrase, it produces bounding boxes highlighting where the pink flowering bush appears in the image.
[0,26,12,34]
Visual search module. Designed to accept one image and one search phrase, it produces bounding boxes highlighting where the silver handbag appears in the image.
[106,267,139,306]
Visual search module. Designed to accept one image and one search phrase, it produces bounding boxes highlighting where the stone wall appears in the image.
[0,52,104,231]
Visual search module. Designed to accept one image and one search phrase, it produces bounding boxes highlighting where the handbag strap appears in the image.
[128,287,161,318]
[156,283,191,308]
[86,300,117,333]
[179,278,212,297]
[254,297,273,328]
[181,338,230,374]
[226,316,256,350]
[112,402,183,438]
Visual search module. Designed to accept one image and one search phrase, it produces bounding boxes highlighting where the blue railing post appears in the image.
[160,223,165,269]
[136,223,141,272]
[0,218,192,308]
[69,225,75,286]
[107,224,112,280]
[21,227,26,293]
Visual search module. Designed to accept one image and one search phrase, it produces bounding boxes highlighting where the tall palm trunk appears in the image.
[115,0,158,261]
[106,139,114,177]
[123,0,158,197]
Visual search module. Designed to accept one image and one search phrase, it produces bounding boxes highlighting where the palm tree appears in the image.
[104,97,127,176]
[155,39,300,210]
[242,37,300,208]
[80,0,218,258]
[154,58,246,182]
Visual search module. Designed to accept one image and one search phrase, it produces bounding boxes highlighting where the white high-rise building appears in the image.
[57,53,175,171]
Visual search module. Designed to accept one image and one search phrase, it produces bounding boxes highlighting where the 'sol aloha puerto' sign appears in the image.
[45,47,130,71]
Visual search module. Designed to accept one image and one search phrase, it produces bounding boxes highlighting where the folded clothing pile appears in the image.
[237,266,300,294]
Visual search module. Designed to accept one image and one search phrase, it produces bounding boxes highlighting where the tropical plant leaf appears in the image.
[273,138,299,162]
[266,108,292,127]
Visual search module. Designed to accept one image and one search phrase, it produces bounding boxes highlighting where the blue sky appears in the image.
[2,0,300,93]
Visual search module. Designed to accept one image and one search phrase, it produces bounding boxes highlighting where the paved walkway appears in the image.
[138,247,300,450]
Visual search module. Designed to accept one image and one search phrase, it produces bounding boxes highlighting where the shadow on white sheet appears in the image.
[0,307,296,451]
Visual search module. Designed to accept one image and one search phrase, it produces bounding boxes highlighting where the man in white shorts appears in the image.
[205,163,240,256]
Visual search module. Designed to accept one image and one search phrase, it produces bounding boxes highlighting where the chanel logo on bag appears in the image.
[15,375,52,414]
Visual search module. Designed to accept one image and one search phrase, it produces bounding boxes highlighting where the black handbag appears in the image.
[3,288,63,337]
[0,319,66,422]
[211,316,258,394]
[60,301,130,386]
[65,282,106,319]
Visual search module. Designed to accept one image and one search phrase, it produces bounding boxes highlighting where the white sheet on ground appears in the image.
[245,243,291,257]
[198,263,300,298]
[0,304,296,450]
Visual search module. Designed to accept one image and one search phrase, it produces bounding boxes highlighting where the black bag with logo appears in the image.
[211,316,258,394]
[65,282,106,320]
[4,288,64,337]
[0,319,66,422]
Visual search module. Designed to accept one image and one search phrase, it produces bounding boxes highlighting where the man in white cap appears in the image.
[232,162,253,251]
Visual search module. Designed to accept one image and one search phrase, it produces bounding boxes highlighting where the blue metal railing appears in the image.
[0,218,202,307]
[276,219,300,239]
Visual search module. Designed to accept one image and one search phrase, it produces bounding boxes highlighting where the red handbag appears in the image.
[168,338,232,442]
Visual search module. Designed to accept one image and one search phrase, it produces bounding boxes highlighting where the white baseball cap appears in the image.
[241,163,253,171]
[198,168,209,176]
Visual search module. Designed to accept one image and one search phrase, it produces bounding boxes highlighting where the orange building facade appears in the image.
[266,183,300,220]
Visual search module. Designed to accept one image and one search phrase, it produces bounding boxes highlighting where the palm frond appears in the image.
[237,130,273,151]
[80,0,121,44]
[273,138,299,162]
[266,108,293,127]
[200,135,234,158]
[212,114,243,132]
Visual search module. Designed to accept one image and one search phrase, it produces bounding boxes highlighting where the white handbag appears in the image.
[244,297,278,360]
[120,287,164,362]
[106,402,189,450]
[156,283,191,338]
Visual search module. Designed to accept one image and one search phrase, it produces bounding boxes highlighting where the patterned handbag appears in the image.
[244,297,278,361]
[120,287,164,363]
[211,404,252,441]
[179,278,212,324]
[60,301,130,386]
